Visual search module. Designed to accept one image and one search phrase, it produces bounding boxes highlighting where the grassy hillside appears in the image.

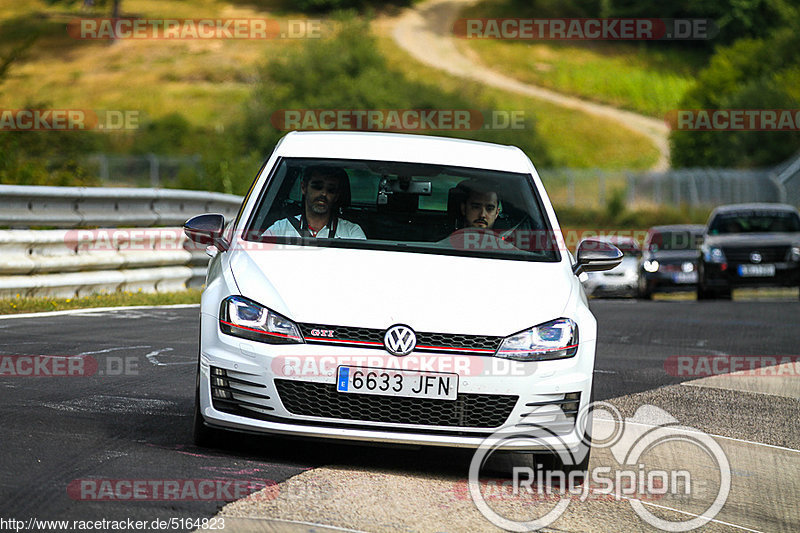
[459,1,704,118]
[0,0,299,128]
[1,0,660,174]
[375,33,658,169]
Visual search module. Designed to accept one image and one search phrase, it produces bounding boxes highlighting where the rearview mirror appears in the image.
[573,239,623,276]
[184,213,229,252]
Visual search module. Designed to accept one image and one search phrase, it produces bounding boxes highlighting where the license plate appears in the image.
[336,366,458,401]
[672,272,697,284]
[738,264,775,277]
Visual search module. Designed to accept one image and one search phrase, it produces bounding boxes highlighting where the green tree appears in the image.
[670,23,800,167]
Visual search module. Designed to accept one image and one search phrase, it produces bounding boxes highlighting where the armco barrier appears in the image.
[0,184,241,228]
[0,185,242,298]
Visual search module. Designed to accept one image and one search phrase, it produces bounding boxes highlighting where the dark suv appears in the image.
[697,204,800,299]
[638,224,704,299]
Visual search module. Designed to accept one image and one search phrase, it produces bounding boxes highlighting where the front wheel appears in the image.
[192,364,223,448]
[637,276,653,300]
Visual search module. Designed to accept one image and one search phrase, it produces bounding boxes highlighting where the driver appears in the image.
[460,180,501,229]
[265,165,366,239]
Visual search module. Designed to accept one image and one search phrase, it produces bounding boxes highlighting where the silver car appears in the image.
[581,236,640,297]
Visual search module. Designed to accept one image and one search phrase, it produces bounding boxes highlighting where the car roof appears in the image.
[272,131,534,173]
[710,203,800,216]
[595,235,639,246]
[649,224,705,233]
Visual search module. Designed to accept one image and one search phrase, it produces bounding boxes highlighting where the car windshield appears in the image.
[242,157,560,261]
[611,241,639,256]
[708,211,800,234]
[648,230,702,251]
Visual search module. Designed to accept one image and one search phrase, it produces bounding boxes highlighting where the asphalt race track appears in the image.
[0,299,798,532]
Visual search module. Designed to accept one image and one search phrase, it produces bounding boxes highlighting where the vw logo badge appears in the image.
[750,252,762,264]
[384,325,416,356]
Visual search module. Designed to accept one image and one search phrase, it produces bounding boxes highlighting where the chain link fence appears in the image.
[86,154,204,188]
[77,152,800,209]
[539,151,800,209]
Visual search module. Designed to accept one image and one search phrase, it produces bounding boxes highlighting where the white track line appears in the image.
[0,304,199,320]
[617,496,765,533]
[603,418,800,453]
[226,517,368,533]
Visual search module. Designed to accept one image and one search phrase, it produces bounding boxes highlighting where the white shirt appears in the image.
[265,215,366,239]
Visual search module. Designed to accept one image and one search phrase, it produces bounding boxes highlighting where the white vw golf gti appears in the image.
[185,131,621,466]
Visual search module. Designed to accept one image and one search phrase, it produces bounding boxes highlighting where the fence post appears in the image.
[597,169,606,206]
[148,154,160,188]
[567,169,576,207]
[672,173,681,205]
[688,171,700,207]
[626,173,636,207]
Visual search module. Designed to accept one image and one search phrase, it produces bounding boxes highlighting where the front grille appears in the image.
[298,323,503,354]
[274,379,517,428]
[722,245,789,263]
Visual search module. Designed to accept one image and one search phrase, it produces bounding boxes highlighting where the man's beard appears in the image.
[310,201,330,215]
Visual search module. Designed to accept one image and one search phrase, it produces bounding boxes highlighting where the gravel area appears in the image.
[606,383,800,450]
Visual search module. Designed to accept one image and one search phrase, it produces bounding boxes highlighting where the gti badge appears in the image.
[384,325,416,356]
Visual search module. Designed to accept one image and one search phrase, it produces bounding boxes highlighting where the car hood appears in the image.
[704,232,800,248]
[228,246,574,336]
[648,250,699,262]
[598,255,637,274]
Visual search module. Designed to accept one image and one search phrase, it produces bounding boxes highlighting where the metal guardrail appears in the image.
[0,184,241,228]
[0,185,243,298]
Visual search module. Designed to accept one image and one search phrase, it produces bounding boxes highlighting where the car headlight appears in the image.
[495,318,578,361]
[703,246,726,264]
[789,246,800,262]
[643,259,659,272]
[219,296,303,344]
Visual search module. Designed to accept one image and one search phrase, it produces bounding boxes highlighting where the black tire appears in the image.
[637,276,653,300]
[192,364,223,448]
[696,283,712,300]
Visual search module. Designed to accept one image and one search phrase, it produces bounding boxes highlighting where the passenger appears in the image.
[460,180,501,229]
[265,166,366,239]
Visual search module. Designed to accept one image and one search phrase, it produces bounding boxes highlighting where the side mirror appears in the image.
[573,239,623,276]
[184,213,229,252]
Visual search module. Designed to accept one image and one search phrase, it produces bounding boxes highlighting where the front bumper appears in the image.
[197,313,595,452]
[641,269,698,291]
[702,261,800,288]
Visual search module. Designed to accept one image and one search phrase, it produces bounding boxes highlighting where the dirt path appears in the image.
[384,0,670,170]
